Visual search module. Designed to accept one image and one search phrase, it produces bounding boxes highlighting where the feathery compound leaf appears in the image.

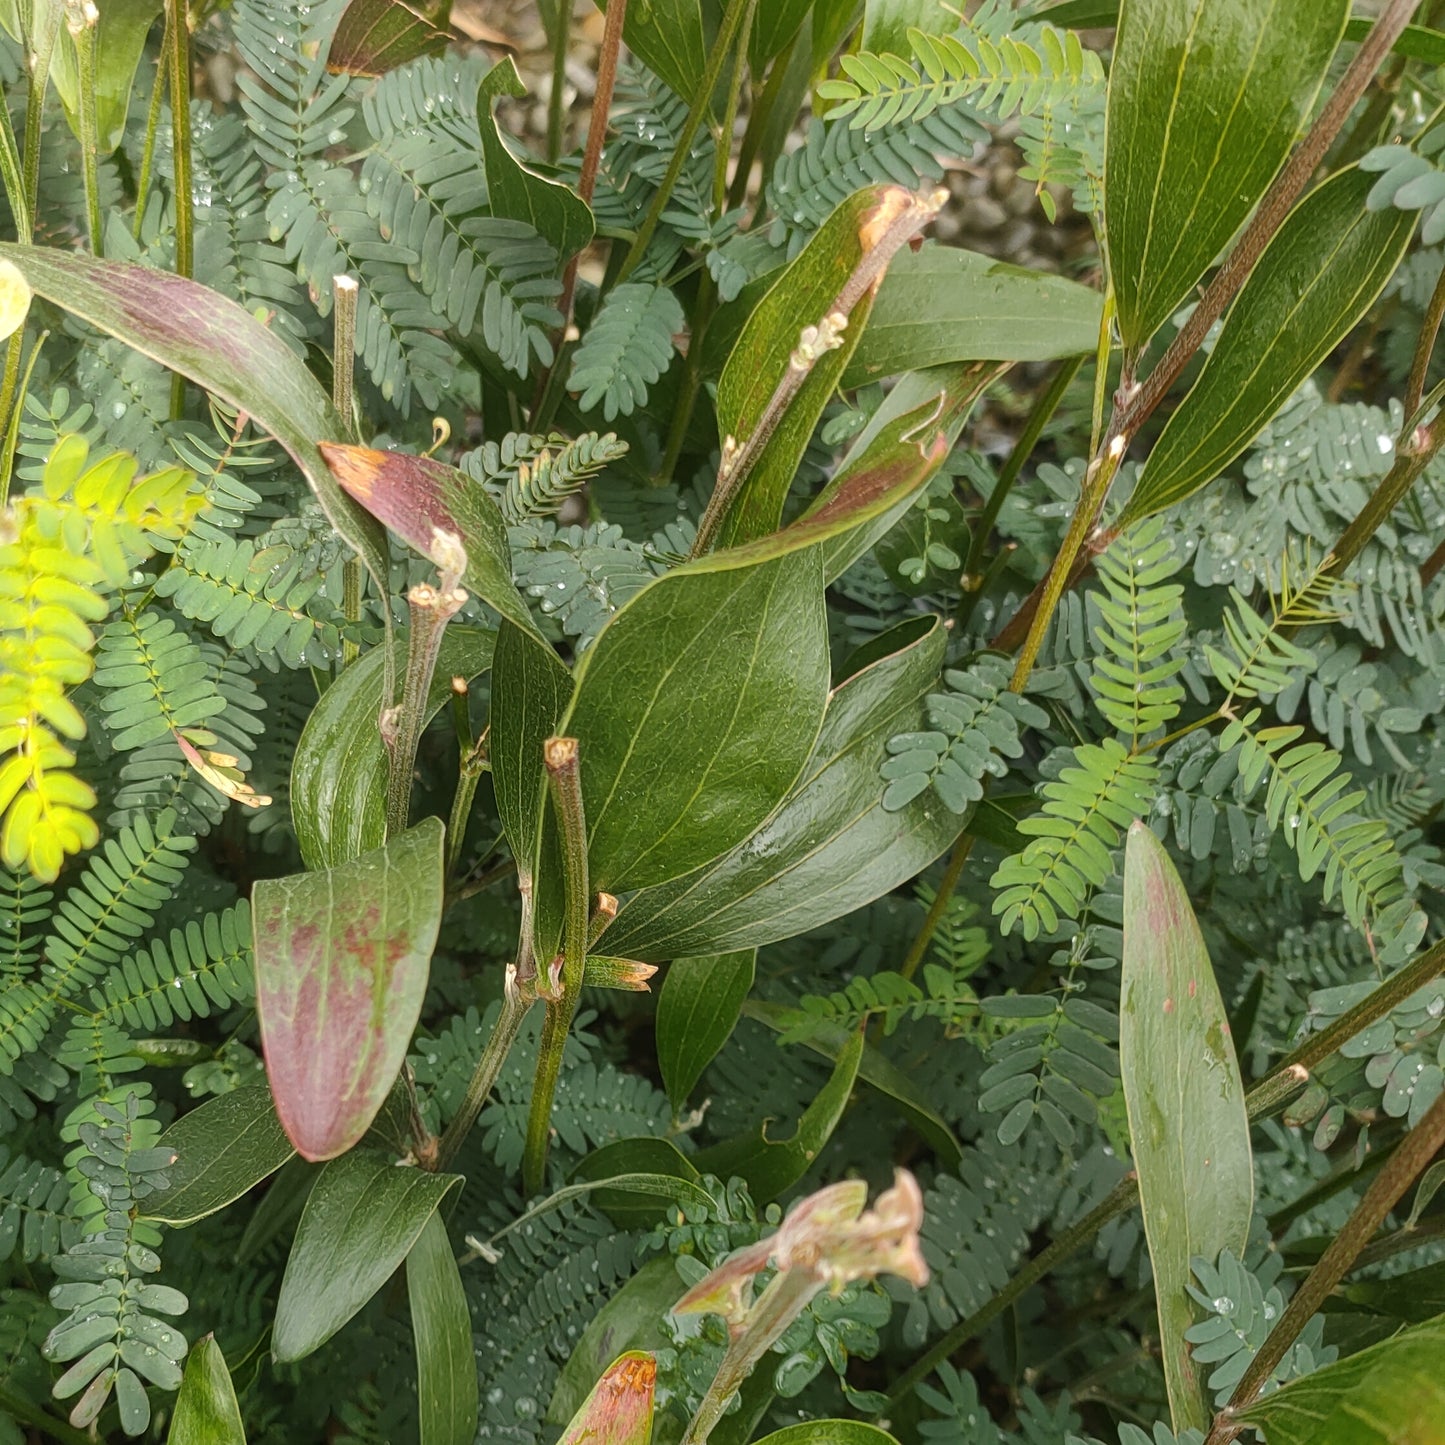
[567,283,684,421]
[459,430,630,524]
[1090,518,1187,745]
[991,740,1159,939]
[0,1144,75,1263]
[881,653,1048,813]
[1204,559,1335,703]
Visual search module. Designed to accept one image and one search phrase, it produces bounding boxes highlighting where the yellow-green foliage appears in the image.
[0,436,197,881]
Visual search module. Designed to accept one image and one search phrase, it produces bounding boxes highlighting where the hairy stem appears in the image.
[69,8,102,258]
[132,21,167,238]
[1207,1090,1445,1443]
[166,0,194,419]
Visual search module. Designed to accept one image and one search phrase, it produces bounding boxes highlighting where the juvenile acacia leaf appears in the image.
[291,628,493,870]
[1121,168,1417,525]
[144,1087,295,1227]
[1233,1311,1445,1444]
[559,547,829,893]
[841,245,1102,383]
[603,616,958,958]
[328,0,450,76]
[477,59,594,262]
[657,952,756,1109]
[273,1149,462,1362]
[557,1351,656,1445]
[1121,822,1253,1433]
[0,244,390,611]
[408,1210,477,1445]
[167,1335,245,1445]
[693,1028,864,1202]
[319,444,536,635]
[253,818,445,1162]
[1105,0,1349,353]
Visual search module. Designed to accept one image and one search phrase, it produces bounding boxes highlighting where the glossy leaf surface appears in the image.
[693,1028,863,1201]
[319,443,536,635]
[755,1425,900,1445]
[254,818,444,1161]
[166,1335,245,1445]
[1105,0,1348,352]
[656,952,756,1109]
[273,1150,462,1362]
[291,627,493,870]
[328,0,450,75]
[408,1210,478,1445]
[715,187,888,546]
[596,0,704,102]
[145,1087,295,1227]
[560,548,829,893]
[603,616,957,958]
[0,244,390,602]
[1122,168,1417,526]
[1121,822,1253,1432]
[1234,1312,1445,1444]
[841,245,1102,383]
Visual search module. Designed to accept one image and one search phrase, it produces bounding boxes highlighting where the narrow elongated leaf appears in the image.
[328,0,450,76]
[408,1210,478,1445]
[657,952,755,1109]
[50,0,160,154]
[319,444,536,635]
[291,628,493,871]
[1122,168,1416,526]
[750,0,812,65]
[167,1335,245,1445]
[693,1028,864,1201]
[597,0,704,102]
[559,548,829,893]
[557,1351,656,1445]
[1121,822,1253,1433]
[0,244,390,604]
[1105,0,1349,353]
[570,1138,708,1227]
[254,818,445,1161]
[144,1087,295,1227]
[715,188,891,546]
[841,245,1102,383]
[273,1149,462,1362]
[478,59,594,263]
[602,616,957,958]
[1234,1311,1445,1445]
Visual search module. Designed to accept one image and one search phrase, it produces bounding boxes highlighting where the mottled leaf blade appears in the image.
[556,1351,656,1445]
[1121,821,1253,1432]
[253,818,445,1162]
[408,1210,478,1445]
[1105,0,1349,352]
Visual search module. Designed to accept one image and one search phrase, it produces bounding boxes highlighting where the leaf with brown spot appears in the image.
[557,1351,656,1445]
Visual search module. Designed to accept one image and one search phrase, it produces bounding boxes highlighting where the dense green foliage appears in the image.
[3,1,1445,1443]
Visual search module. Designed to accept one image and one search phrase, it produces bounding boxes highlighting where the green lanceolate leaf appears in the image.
[597,0,704,102]
[477,59,594,263]
[0,244,391,612]
[656,952,755,1110]
[253,818,445,1161]
[1121,822,1253,1433]
[328,0,451,76]
[602,616,958,959]
[319,443,537,636]
[841,245,1102,383]
[862,0,943,51]
[50,0,160,154]
[167,1335,245,1445]
[291,628,493,871]
[755,1425,901,1445]
[1233,1311,1445,1445]
[715,187,890,547]
[1105,0,1349,354]
[1121,167,1417,526]
[407,1210,478,1445]
[693,1027,864,1201]
[559,547,829,893]
[557,1351,656,1445]
[750,0,812,66]
[273,1148,462,1362]
[569,1138,709,1228]
[144,1086,295,1227]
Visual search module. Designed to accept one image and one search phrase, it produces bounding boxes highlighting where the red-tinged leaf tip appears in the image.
[319,442,461,558]
[558,1351,656,1445]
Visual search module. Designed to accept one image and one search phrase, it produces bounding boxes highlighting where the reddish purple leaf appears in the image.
[557,1352,656,1445]
[253,818,444,1161]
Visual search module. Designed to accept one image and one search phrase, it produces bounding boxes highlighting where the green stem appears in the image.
[657,269,715,486]
[727,35,792,212]
[0,1387,96,1445]
[883,1174,1140,1408]
[166,0,193,419]
[70,11,103,257]
[545,0,572,164]
[445,728,488,882]
[0,327,45,506]
[1208,1090,1445,1443]
[898,832,976,983]
[521,736,589,1194]
[132,18,168,238]
[0,84,27,243]
[714,0,757,213]
[21,4,57,243]
[616,0,753,285]
[434,973,533,1170]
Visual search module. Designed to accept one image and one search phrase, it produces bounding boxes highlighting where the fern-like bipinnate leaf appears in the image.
[0,1145,74,1264]
[568,283,685,420]
[459,430,629,523]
